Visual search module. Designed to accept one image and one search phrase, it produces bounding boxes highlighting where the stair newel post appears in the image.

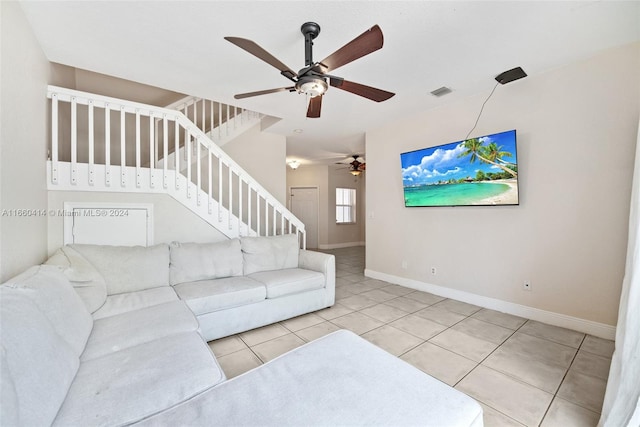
[272,203,277,235]
[120,106,126,187]
[228,167,233,230]
[105,103,111,187]
[88,100,94,186]
[162,115,168,189]
[174,118,180,190]
[208,151,213,214]
[247,185,252,235]
[256,194,261,236]
[196,138,202,206]
[218,157,223,222]
[281,210,285,236]
[186,130,192,199]
[51,92,58,184]
[135,109,141,188]
[70,96,77,185]
[149,111,155,188]
[238,175,243,235]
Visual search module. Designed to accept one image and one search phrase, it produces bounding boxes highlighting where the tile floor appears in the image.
[208,246,613,427]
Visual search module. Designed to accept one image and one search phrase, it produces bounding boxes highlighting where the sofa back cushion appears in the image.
[45,246,107,313]
[3,265,93,357]
[0,289,79,426]
[241,234,299,275]
[169,239,243,286]
[71,244,170,295]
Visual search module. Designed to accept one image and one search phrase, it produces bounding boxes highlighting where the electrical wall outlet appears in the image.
[523,280,532,291]
[401,260,408,269]
[431,267,437,275]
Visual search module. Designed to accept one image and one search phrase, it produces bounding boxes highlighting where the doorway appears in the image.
[290,187,319,249]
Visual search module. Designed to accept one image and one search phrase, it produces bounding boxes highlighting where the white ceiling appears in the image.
[20,1,640,166]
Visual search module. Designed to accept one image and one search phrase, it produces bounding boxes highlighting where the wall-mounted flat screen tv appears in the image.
[400,129,519,207]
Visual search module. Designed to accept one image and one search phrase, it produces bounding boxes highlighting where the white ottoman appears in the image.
[136,330,483,426]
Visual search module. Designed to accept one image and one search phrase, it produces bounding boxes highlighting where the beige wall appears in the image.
[222,125,287,206]
[0,2,51,281]
[287,165,329,247]
[47,192,227,254]
[327,166,366,247]
[366,42,640,326]
[286,164,366,249]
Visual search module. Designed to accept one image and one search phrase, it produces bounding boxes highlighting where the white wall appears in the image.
[47,192,227,254]
[222,125,287,205]
[0,2,50,281]
[366,42,640,327]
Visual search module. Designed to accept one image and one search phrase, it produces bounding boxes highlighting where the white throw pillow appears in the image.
[241,234,299,275]
[169,239,243,285]
[3,265,93,357]
[0,290,79,427]
[45,246,107,313]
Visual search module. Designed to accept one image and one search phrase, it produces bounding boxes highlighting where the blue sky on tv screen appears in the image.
[400,130,517,187]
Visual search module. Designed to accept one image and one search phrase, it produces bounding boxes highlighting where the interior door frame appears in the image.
[288,186,320,250]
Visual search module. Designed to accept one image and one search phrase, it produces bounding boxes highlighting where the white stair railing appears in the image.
[46,85,306,247]
[164,95,255,147]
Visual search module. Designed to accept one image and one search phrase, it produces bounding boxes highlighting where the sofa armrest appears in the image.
[298,250,335,306]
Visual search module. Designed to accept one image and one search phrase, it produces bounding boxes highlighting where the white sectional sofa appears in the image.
[0,234,483,426]
[46,233,335,341]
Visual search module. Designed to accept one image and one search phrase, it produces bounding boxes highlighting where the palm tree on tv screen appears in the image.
[458,138,517,178]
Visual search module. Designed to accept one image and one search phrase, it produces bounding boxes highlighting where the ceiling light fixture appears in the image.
[296,76,328,98]
[293,129,303,134]
[350,170,361,176]
[288,160,300,170]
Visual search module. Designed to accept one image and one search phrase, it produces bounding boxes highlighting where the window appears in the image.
[336,188,356,224]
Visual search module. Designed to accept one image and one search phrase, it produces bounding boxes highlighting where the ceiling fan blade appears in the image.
[316,25,384,73]
[234,87,295,99]
[225,37,298,81]
[306,96,323,118]
[330,78,395,102]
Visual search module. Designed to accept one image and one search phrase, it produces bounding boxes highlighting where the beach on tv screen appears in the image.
[400,130,519,207]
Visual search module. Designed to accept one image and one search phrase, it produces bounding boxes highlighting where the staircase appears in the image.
[46,85,306,247]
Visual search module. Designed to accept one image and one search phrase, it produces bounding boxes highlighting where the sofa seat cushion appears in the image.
[173,277,266,316]
[53,332,225,427]
[71,244,170,295]
[92,286,179,320]
[248,268,325,298]
[133,330,483,427]
[169,239,243,285]
[81,301,199,361]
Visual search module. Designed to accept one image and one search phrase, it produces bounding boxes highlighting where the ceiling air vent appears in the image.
[430,86,452,97]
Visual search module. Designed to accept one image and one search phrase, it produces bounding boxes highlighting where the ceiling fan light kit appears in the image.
[225,22,395,118]
[288,160,301,170]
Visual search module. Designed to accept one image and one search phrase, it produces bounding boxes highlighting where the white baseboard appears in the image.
[318,241,365,250]
[364,269,616,340]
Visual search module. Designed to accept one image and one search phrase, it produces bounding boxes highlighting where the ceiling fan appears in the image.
[337,155,366,176]
[225,22,395,118]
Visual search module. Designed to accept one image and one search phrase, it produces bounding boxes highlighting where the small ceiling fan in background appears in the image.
[336,155,366,176]
[225,22,395,118]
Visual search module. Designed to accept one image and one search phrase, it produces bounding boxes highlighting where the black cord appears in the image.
[465,82,499,140]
